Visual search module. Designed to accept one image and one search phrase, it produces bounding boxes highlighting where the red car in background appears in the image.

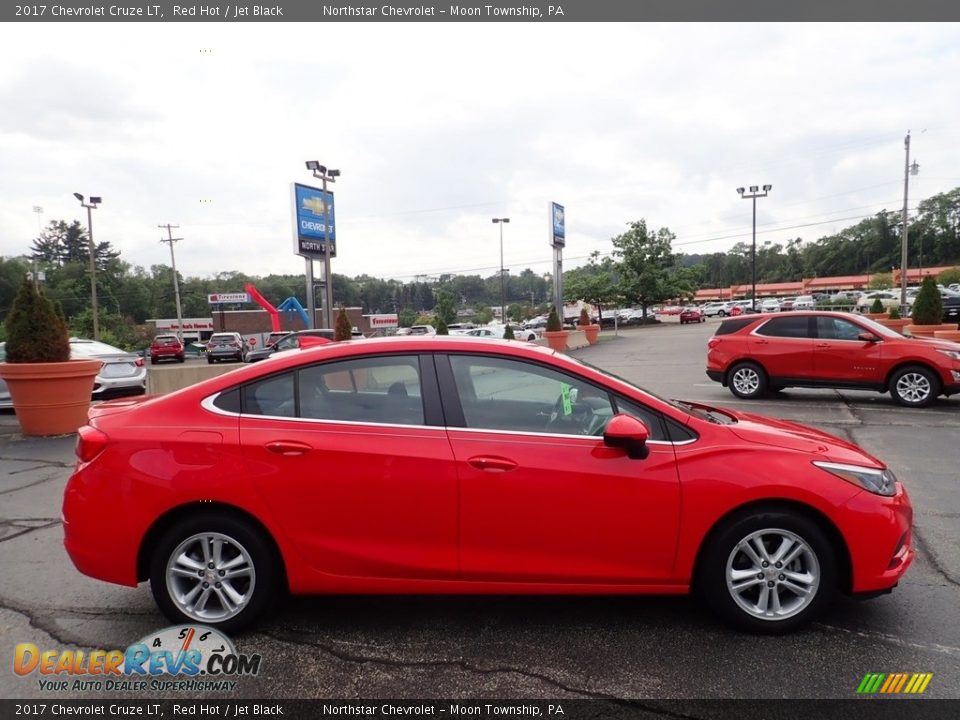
[64,336,913,634]
[707,311,960,407]
[149,334,184,364]
[679,307,705,324]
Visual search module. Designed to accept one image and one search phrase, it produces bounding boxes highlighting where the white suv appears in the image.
[792,295,817,310]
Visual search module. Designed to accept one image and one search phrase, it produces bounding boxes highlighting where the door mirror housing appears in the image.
[858,332,881,343]
[603,413,650,460]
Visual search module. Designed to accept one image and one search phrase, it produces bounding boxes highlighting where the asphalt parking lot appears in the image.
[1,319,958,700]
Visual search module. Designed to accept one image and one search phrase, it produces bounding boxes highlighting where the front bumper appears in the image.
[841,483,915,593]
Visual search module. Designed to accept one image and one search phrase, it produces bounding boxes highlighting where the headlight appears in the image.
[936,349,960,361]
[813,461,898,496]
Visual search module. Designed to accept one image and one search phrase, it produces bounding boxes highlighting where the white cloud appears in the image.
[1,23,959,284]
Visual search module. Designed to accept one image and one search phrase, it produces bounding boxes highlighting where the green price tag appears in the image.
[560,383,573,416]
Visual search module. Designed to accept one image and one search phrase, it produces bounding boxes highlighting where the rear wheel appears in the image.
[699,510,836,633]
[207,357,214,364]
[889,365,939,408]
[728,362,767,400]
[149,514,279,633]
[717,310,727,317]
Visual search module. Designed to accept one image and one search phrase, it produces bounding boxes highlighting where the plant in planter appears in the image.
[543,307,569,352]
[906,276,952,338]
[502,324,514,340]
[870,297,885,315]
[875,304,909,334]
[0,277,101,436]
[578,307,600,345]
[334,307,353,341]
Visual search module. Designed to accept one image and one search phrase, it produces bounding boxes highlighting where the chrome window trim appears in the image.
[202,391,694,444]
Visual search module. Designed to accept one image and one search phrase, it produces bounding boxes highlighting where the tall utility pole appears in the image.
[492,218,510,322]
[74,193,101,340]
[899,132,921,303]
[159,224,185,341]
[736,185,772,311]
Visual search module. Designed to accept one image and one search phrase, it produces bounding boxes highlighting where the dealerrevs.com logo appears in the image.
[14,625,262,693]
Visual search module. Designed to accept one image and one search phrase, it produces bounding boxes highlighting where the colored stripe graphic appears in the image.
[857,672,932,694]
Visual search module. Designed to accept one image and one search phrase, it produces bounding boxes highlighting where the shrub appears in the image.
[435,319,449,335]
[887,306,901,320]
[502,324,515,340]
[910,276,943,325]
[4,277,70,363]
[546,307,562,332]
[870,297,885,314]
[579,308,590,326]
[334,307,353,341]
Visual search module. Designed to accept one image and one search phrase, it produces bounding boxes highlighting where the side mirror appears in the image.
[603,413,650,460]
[858,332,881,343]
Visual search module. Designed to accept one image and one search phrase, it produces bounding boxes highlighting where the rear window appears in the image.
[755,316,811,338]
[713,318,755,336]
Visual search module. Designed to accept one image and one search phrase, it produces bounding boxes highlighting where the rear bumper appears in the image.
[706,369,724,383]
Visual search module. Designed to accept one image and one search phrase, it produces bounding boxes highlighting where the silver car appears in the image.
[0,339,147,409]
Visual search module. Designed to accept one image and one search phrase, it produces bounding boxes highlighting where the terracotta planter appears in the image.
[579,324,600,345]
[0,359,101,436]
[933,330,960,343]
[543,330,569,352]
[874,318,910,334]
[905,323,958,339]
[863,313,888,321]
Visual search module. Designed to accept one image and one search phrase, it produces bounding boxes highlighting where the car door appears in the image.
[749,315,814,380]
[238,353,459,580]
[438,353,682,584]
[812,316,884,384]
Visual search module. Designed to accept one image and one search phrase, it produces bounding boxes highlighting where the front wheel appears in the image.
[728,362,767,399]
[889,365,939,408]
[717,310,727,317]
[698,510,836,633]
[149,514,279,633]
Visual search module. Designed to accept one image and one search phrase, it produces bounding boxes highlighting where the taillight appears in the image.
[135,357,144,367]
[230,342,240,348]
[206,343,214,350]
[76,425,109,463]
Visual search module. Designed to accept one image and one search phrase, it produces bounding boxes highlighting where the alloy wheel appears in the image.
[895,372,932,405]
[165,532,256,622]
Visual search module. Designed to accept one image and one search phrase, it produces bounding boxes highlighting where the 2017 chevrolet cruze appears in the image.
[64,336,913,633]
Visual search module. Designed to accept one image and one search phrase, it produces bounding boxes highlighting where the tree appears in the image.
[563,252,621,321]
[910,276,943,325]
[4,277,70,363]
[334,307,353,341]
[432,290,457,327]
[938,267,960,286]
[31,220,118,269]
[613,220,693,321]
[868,272,893,290]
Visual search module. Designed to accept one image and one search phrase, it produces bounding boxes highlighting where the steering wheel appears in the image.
[546,393,607,435]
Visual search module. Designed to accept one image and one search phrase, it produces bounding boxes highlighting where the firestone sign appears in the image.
[368,314,398,328]
[208,293,250,304]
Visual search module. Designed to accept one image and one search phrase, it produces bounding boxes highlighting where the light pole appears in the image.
[736,185,771,311]
[306,161,340,329]
[492,217,510,322]
[899,132,920,302]
[74,193,102,340]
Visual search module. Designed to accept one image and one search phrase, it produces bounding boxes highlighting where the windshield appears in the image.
[854,315,906,339]
[562,354,723,423]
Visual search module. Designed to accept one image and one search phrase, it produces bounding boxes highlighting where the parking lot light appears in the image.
[736,185,771,312]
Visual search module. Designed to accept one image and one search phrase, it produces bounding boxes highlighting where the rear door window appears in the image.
[755,316,812,338]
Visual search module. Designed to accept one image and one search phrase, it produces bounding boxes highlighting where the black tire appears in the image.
[698,509,836,633]
[149,513,279,633]
[178,356,185,363]
[717,310,727,317]
[150,358,157,365]
[889,365,940,408]
[727,361,767,400]
[207,357,214,364]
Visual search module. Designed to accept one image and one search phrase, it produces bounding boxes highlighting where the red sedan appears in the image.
[64,337,913,634]
[679,307,706,324]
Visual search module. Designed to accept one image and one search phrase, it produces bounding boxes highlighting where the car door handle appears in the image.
[755,339,768,345]
[815,343,829,348]
[467,456,518,472]
[265,440,312,456]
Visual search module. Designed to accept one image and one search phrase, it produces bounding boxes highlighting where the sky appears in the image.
[1,23,960,286]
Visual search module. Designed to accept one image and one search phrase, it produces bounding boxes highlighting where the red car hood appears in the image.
[682,401,884,468]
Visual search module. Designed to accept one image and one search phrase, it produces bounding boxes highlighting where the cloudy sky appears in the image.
[1,23,959,284]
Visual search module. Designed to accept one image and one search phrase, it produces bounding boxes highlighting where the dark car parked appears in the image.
[245,329,334,362]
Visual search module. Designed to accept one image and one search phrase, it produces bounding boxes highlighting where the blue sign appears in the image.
[551,202,565,247]
[293,183,336,258]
